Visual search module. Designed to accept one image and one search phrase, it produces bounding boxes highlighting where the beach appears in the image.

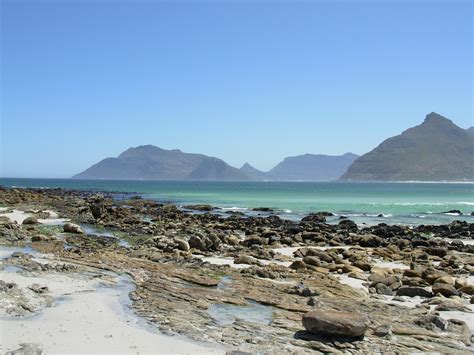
[1,186,474,353]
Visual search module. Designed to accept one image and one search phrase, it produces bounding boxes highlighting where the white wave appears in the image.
[220,206,248,211]
[283,209,292,213]
[458,202,474,206]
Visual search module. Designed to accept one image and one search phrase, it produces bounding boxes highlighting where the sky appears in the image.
[1,0,472,178]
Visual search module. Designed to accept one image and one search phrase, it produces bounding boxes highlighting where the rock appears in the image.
[396,287,433,298]
[234,255,259,265]
[252,207,273,212]
[31,235,50,242]
[415,315,448,331]
[289,260,306,270]
[459,285,474,295]
[435,300,470,312]
[301,213,327,224]
[426,247,448,258]
[90,203,107,219]
[241,235,263,247]
[5,343,44,355]
[370,275,400,288]
[188,235,206,251]
[432,284,459,297]
[434,275,454,285]
[304,249,334,263]
[358,234,383,247]
[174,239,190,252]
[184,204,214,211]
[307,297,318,306]
[454,277,469,289]
[302,308,368,338]
[374,324,392,338]
[28,284,49,294]
[443,210,462,214]
[22,216,38,225]
[63,223,83,234]
[301,287,318,297]
[303,256,321,267]
[403,269,423,278]
[374,283,394,296]
[338,219,358,231]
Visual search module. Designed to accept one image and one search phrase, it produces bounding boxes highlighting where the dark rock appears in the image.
[374,324,392,338]
[22,216,38,225]
[302,308,368,338]
[289,260,306,270]
[396,287,433,298]
[415,315,448,331]
[426,247,448,258]
[432,284,459,297]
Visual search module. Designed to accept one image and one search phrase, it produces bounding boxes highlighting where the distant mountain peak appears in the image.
[341,112,474,182]
[422,112,454,126]
[74,145,251,181]
[241,162,255,169]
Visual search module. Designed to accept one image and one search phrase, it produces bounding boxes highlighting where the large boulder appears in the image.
[301,213,327,224]
[63,223,84,234]
[22,216,38,225]
[302,308,369,338]
[90,203,107,219]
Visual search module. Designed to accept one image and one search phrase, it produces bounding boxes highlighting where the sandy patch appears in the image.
[337,275,368,291]
[0,209,32,224]
[272,245,352,258]
[372,260,410,270]
[0,251,225,354]
[195,255,251,269]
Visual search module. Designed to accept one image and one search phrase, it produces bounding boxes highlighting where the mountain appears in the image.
[467,127,474,135]
[267,153,359,181]
[73,145,251,181]
[340,112,474,181]
[239,163,268,180]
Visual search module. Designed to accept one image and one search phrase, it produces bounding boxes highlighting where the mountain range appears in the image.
[73,146,357,181]
[73,112,474,182]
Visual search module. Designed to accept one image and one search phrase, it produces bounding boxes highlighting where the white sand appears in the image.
[0,286,225,354]
[336,275,368,292]
[377,295,425,308]
[0,208,69,226]
[272,245,352,257]
[0,209,32,224]
[0,248,226,354]
[195,255,291,269]
[438,309,474,333]
[195,255,251,269]
[372,260,410,270]
[259,259,292,267]
[37,218,70,225]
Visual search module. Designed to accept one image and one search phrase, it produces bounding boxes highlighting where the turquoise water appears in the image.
[0,178,473,225]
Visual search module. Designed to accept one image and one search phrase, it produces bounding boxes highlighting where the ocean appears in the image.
[0,178,473,226]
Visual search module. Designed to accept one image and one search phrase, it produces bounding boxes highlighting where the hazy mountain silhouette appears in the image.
[340,112,474,181]
[267,153,359,181]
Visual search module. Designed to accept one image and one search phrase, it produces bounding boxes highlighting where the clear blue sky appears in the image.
[1,0,472,178]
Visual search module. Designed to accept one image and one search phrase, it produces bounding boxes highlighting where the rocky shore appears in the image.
[1,187,474,354]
